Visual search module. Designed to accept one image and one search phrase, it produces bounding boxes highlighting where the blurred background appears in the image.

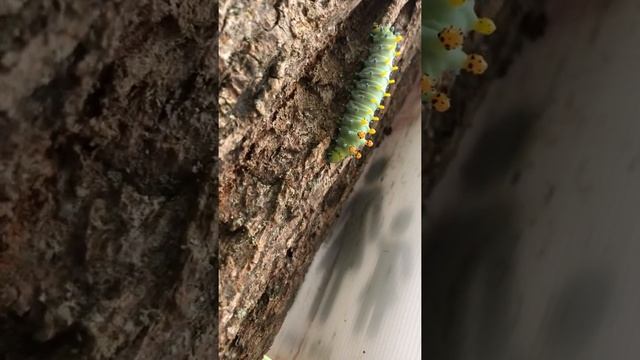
[424,0,640,359]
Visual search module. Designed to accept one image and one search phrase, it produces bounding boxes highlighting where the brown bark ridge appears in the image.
[0,1,217,359]
[218,0,420,358]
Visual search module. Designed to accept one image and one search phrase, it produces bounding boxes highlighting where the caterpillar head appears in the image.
[437,26,464,50]
[463,54,488,75]
[431,92,451,112]
[329,149,346,163]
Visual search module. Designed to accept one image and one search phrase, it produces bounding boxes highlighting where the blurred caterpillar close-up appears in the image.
[327,24,402,163]
[422,0,496,112]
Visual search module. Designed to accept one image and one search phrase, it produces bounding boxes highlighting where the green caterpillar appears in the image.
[422,0,495,111]
[327,24,402,163]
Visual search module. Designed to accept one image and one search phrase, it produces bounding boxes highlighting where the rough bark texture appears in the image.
[218,0,420,358]
[0,1,217,359]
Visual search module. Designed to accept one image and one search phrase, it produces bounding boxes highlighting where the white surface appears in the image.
[267,84,422,360]
[424,1,640,359]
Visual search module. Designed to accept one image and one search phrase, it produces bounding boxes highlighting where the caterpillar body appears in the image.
[422,0,495,112]
[328,24,402,163]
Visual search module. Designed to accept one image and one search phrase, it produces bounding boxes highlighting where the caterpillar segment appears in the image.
[422,0,495,112]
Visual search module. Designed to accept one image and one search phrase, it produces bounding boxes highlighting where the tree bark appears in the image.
[218,0,420,358]
[0,1,217,359]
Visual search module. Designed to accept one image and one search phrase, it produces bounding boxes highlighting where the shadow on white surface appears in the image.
[268,84,422,360]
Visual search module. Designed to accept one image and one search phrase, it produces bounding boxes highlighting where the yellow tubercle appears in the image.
[421,74,434,94]
[372,116,380,121]
[392,66,399,71]
[395,51,401,57]
[474,18,496,35]
[432,92,451,112]
[355,151,362,159]
[365,140,374,147]
[463,54,488,75]
[348,146,358,155]
[437,26,464,50]
[370,98,377,104]
[389,79,396,84]
[368,128,376,135]
[360,119,368,125]
[377,105,385,110]
[395,35,403,43]
[357,131,366,139]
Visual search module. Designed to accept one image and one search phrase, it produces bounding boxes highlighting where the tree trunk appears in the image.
[218,0,420,358]
[0,1,217,359]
